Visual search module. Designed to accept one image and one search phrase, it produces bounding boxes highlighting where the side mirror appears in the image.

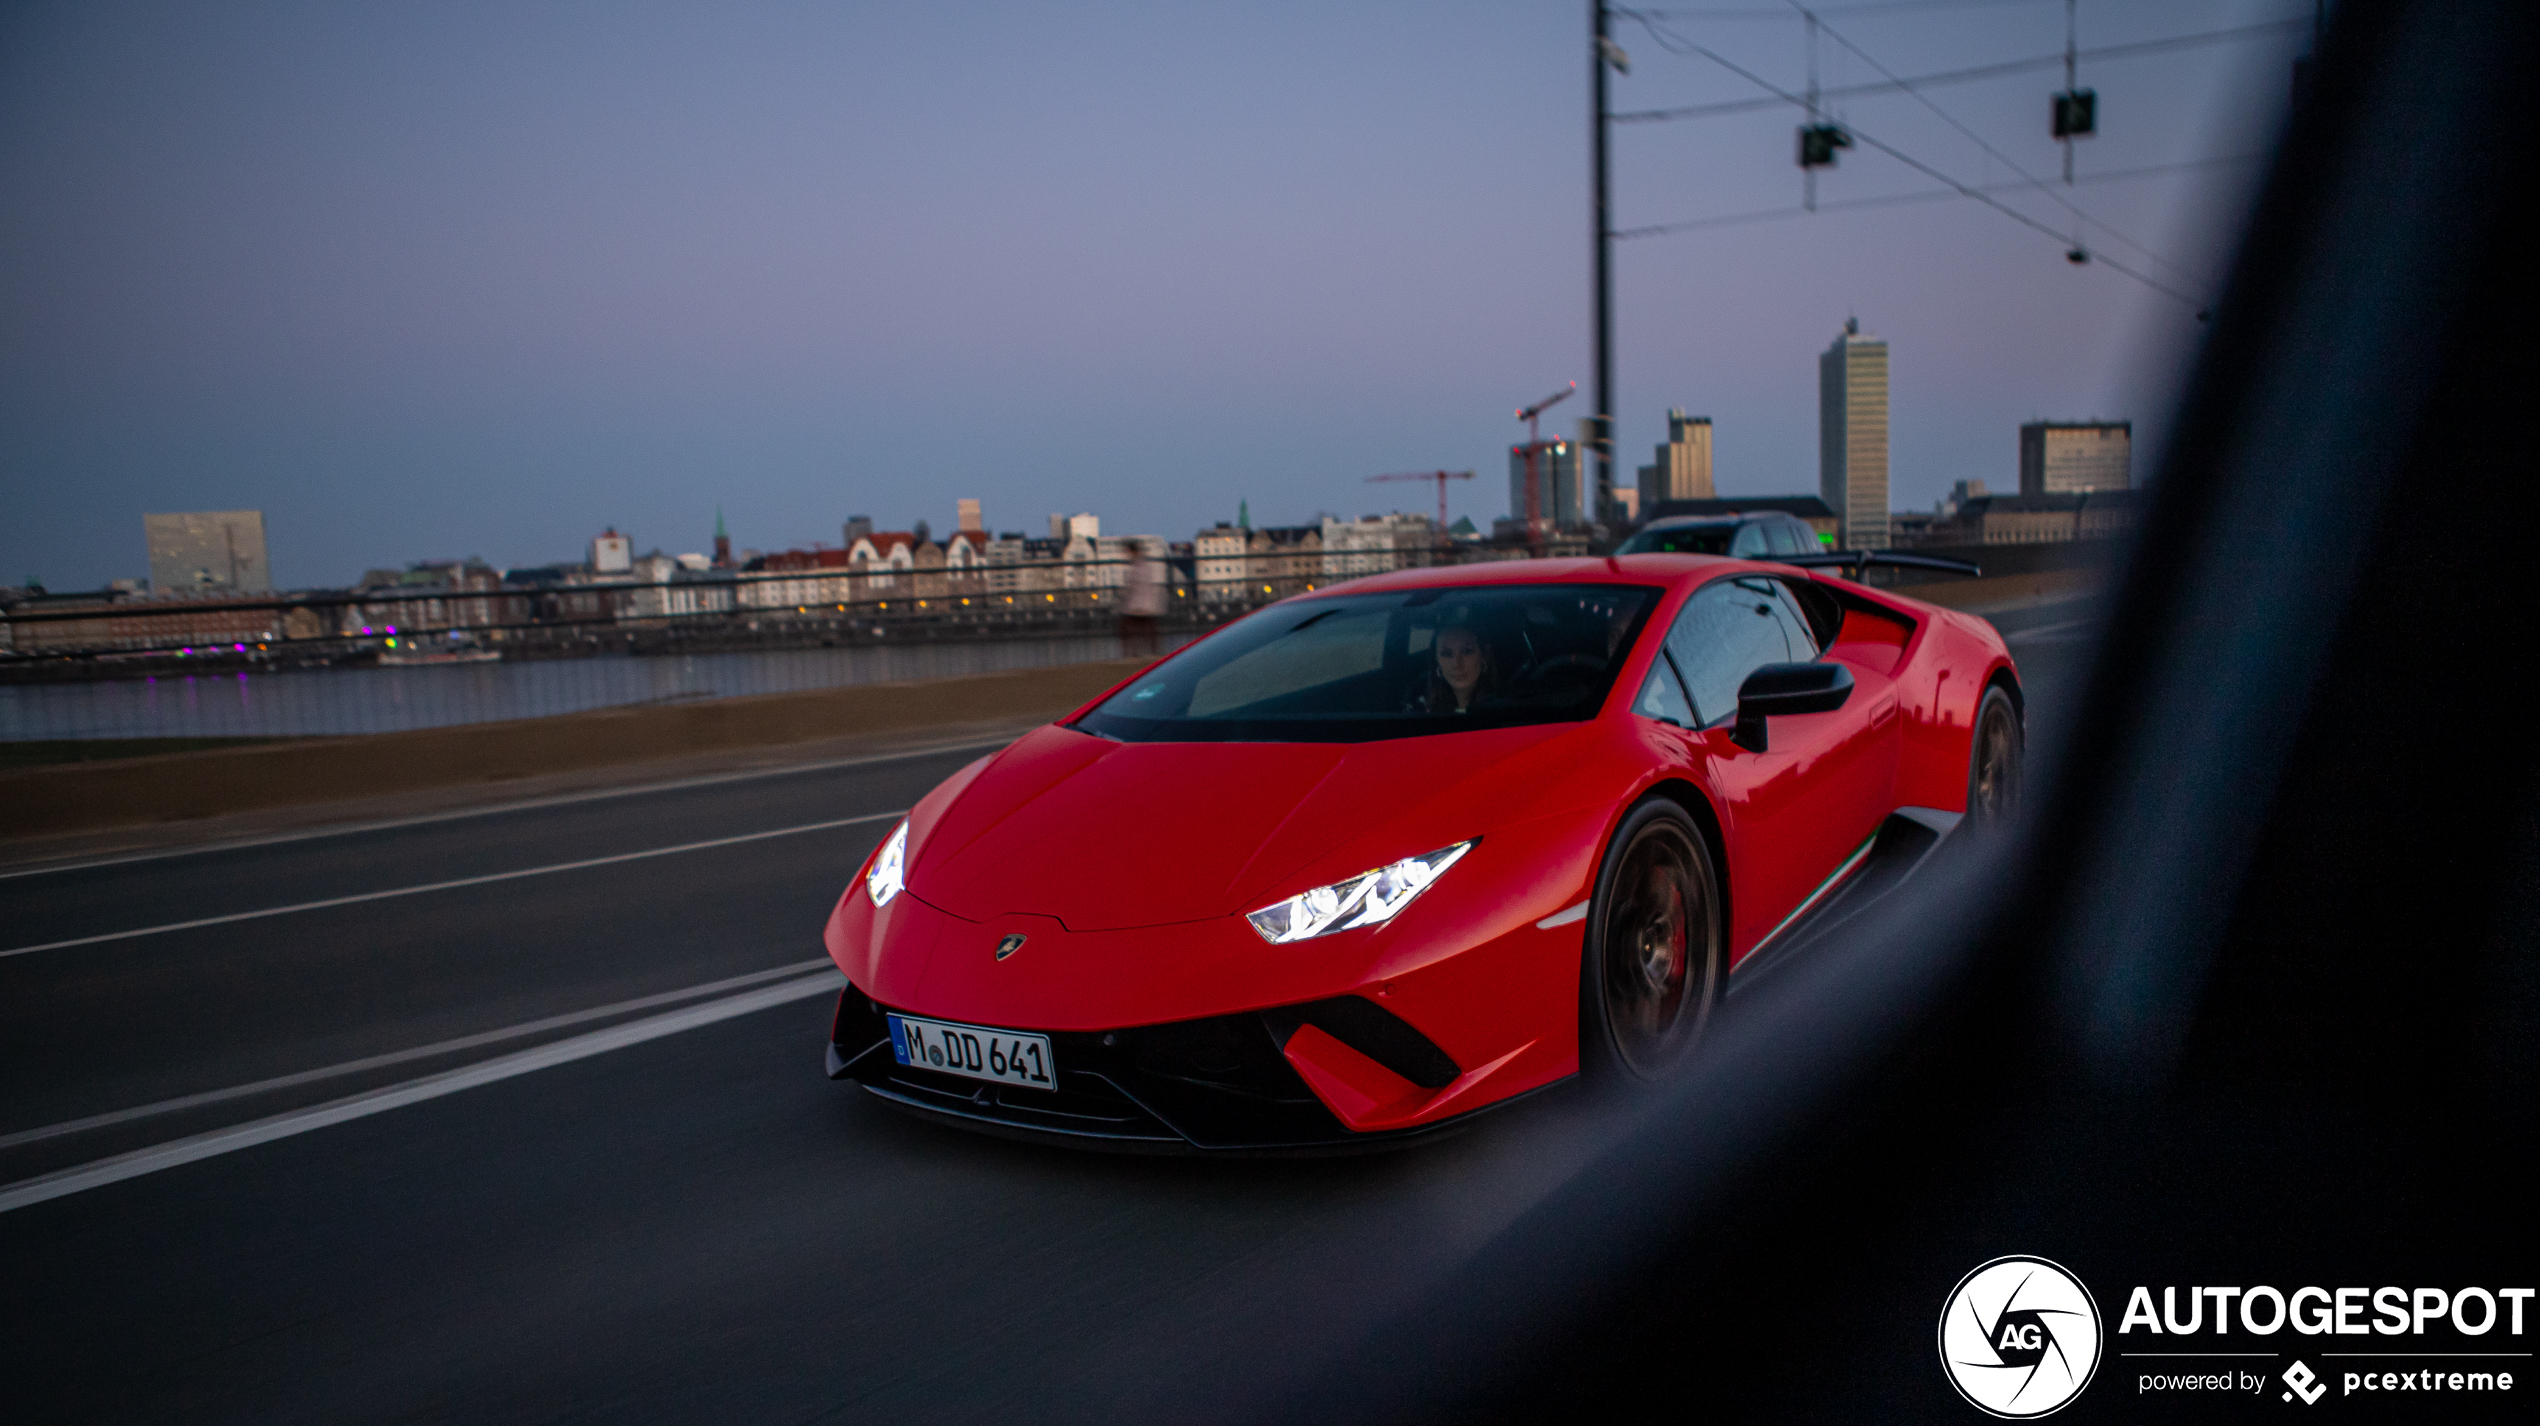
[1731,661,1853,752]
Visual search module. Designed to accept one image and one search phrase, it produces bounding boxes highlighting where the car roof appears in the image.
[1635,513,1770,530]
[1289,553,1752,599]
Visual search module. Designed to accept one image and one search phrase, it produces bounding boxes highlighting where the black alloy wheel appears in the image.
[1581,798,1724,1083]
[1966,684,2025,832]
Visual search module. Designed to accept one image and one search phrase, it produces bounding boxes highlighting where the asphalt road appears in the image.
[0,599,2100,1424]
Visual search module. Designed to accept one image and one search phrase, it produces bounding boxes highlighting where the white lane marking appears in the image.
[0,969,844,1216]
[0,734,1011,882]
[0,813,903,960]
[0,957,834,1152]
[1534,901,1590,931]
[2004,618,2092,644]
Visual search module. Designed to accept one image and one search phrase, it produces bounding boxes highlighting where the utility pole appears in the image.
[2050,0,2096,257]
[1804,13,1821,211]
[2062,0,2078,184]
[1591,1,1616,529]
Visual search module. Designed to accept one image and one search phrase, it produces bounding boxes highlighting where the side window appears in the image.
[1728,521,1771,558]
[1763,579,1820,657]
[1633,659,1696,727]
[1665,578,1804,724]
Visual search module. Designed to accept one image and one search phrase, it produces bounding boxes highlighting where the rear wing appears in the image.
[1777,550,1981,580]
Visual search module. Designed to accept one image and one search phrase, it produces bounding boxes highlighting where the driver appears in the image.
[1602,597,1638,655]
[1414,621,1498,714]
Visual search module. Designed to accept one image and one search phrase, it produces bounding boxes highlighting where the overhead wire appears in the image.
[1610,6,2215,313]
[1612,22,2308,124]
[1609,152,2266,240]
[1787,0,2199,283]
[1638,0,2059,19]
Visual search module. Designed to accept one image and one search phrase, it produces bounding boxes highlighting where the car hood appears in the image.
[906,721,1601,931]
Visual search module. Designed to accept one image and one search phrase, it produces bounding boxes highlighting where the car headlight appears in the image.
[1246,840,1475,944]
[866,820,908,908]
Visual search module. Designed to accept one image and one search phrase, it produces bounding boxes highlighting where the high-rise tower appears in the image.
[712,508,732,568]
[1508,438,1583,528]
[144,510,270,592]
[1637,409,1715,513]
[1819,319,1890,550]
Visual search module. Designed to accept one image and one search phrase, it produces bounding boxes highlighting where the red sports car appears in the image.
[822,553,2022,1150]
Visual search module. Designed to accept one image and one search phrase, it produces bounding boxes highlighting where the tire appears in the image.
[1580,797,1725,1084]
[1966,683,2025,832]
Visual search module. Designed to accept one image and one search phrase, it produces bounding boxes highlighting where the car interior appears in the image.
[1079,586,1661,739]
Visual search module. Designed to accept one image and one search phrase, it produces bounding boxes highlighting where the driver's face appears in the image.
[1604,602,1633,652]
[1436,628,1483,694]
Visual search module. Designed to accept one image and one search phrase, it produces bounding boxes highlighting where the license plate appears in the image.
[887,1013,1056,1090]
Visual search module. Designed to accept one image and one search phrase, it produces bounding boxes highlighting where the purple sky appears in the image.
[0,0,2306,589]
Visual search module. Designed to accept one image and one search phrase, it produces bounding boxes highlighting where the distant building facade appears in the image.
[145,510,270,592]
[1,587,286,653]
[1246,525,1323,596]
[1195,524,1248,600]
[590,529,633,575]
[1637,410,1715,512]
[1918,489,2142,546]
[739,547,854,609]
[1319,513,1434,579]
[1819,320,1890,549]
[1508,438,1584,529]
[2019,420,2132,496]
[622,553,734,622]
[985,535,1063,596]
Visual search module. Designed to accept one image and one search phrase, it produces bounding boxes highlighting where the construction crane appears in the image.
[1515,383,1577,556]
[1365,469,1475,536]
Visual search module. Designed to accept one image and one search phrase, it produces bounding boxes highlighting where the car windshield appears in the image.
[1074,583,1660,744]
[1614,522,1737,555]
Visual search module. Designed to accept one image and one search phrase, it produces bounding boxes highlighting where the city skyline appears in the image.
[52,381,2155,592]
[2,1,2302,589]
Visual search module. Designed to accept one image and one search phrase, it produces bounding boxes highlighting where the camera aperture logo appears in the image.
[1941,1256,2103,1417]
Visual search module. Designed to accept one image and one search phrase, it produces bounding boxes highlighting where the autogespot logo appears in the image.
[1940,1256,2104,1417]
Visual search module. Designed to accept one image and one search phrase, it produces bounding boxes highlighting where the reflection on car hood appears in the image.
[907,721,1593,931]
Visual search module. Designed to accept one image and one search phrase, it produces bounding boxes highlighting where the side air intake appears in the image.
[1261,996,1460,1089]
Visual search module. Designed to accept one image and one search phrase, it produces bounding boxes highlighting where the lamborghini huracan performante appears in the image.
[822,555,2021,1151]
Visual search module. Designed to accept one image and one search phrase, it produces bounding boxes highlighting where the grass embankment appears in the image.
[0,658,1151,844]
[0,737,295,772]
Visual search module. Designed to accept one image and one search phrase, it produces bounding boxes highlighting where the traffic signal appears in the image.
[2052,89,2097,139]
[1797,123,1851,169]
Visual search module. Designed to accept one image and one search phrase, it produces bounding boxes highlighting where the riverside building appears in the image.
[2019,420,2132,496]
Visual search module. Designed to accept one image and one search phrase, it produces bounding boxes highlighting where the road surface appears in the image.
[0,600,2098,1423]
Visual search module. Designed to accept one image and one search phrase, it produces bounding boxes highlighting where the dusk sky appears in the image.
[1,1,2307,590]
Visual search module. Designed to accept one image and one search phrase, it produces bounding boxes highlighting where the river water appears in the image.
[0,634,1176,741]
